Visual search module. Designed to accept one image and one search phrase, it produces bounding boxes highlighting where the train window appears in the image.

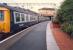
[28,15,30,21]
[21,13,25,21]
[26,14,28,21]
[15,12,20,22]
[30,15,35,21]
[0,11,4,21]
[24,14,26,22]
[29,15,32,21]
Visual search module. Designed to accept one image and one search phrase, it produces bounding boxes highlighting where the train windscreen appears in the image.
[0,10,4,21]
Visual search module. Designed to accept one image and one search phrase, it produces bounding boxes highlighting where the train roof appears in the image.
[0,3,28,13]
[0,3,39,15]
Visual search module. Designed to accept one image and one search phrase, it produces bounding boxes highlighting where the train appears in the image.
[0,3,49,34]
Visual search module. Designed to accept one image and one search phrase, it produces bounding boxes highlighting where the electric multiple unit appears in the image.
[0,3,49,34]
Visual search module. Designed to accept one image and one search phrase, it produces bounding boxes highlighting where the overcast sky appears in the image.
[0,0,64,12]
[0,0,64,3]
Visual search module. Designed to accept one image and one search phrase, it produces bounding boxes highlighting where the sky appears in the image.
[0,0,64,12]
[0,0,64,3]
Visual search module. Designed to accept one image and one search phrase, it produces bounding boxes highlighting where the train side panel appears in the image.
[4,9,10,33]
[10,11,31,33]
[10,11,39,33]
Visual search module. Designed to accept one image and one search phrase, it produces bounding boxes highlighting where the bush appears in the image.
[61,23,73,35]
[52,19,59,24]
[56,0,73,36]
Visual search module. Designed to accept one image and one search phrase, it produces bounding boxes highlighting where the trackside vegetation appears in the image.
[55,0,73,36]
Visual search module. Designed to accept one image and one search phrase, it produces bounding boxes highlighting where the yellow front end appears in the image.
[0,7,10,33]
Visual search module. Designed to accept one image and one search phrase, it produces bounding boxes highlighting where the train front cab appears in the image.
[0,7,10,34]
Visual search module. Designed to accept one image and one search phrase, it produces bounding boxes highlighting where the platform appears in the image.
[5,21,59,50]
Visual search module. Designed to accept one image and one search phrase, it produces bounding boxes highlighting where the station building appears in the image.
[39,8,56,20]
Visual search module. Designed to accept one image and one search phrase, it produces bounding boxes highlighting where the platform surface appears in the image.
[7,21,48,50]
[7,21,60,50]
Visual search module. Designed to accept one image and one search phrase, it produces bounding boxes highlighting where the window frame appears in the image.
[25,14,29,22]
[24,14,27,22]
[20,13,25,22]
[30,15,36,21]
[14,12,21,24]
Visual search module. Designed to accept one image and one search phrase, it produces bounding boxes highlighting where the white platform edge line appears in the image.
[46,21,60,50]
[0,26,32,44]
[0,21,43,44]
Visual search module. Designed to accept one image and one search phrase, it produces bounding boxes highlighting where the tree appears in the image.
[57,0,73,36]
